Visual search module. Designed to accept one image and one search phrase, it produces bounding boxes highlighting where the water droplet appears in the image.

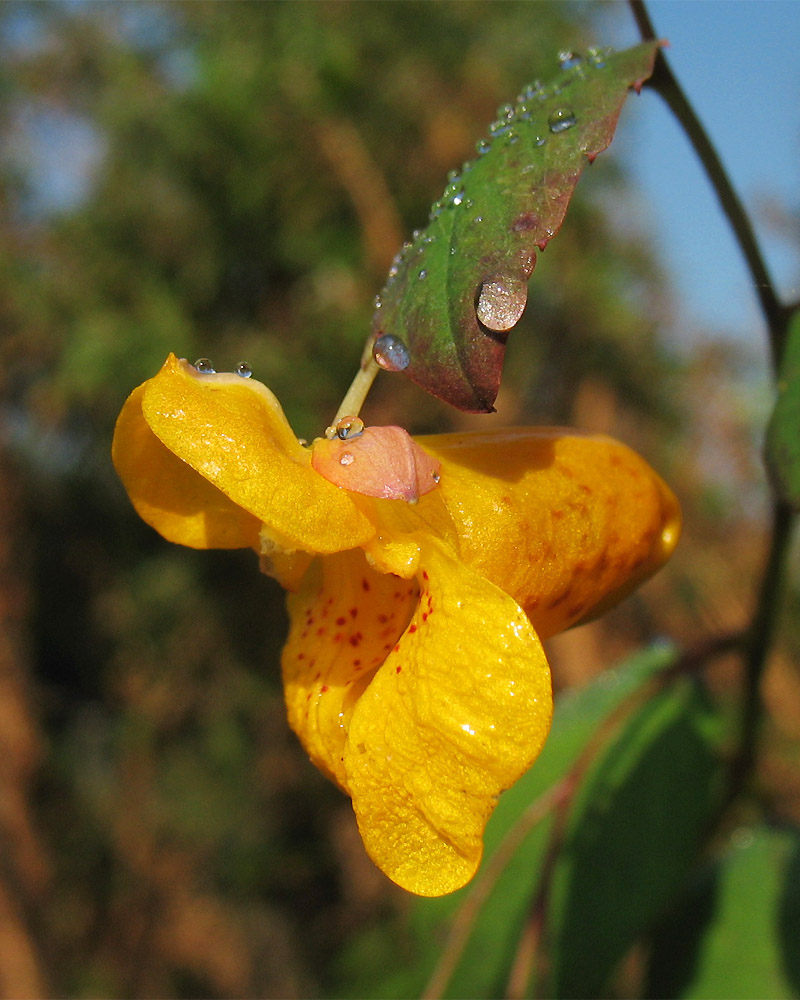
[432,471,440,484]
[519,80,544,102]
[373,333,410,371]
[373,294,382,309]
[446,168,461,184]
[418,268,428,281]
[451,188,466,206]
[506,130,519,145]
[548,108,577,133]
[558,50,583,71]
[587,46,611,68]
[476,275,528,332]
[476,138,492,155]
[489,120,512,137]
[498,102,515,121]
[340,452,355,467]
[335,415,365,440]
[235,361,252,378]
[534,135,547,147]
[194,358,215,374]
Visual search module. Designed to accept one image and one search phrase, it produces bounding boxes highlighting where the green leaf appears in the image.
[544,673,723,998]
[646,827,800,999]
[334,645,677,1000]
[766,309,800,508]
[371,42,660,412]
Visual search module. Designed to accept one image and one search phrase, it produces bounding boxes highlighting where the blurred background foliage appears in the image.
[0,2,796,997]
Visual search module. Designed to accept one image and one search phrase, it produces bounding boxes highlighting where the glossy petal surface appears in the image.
[282,549,417,788]
[112,384,262,549]
[138,355,375,553]
[345,540,552,896]
[423,428,680,638]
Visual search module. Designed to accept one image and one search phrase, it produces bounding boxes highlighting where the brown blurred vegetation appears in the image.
[0,2,795,997]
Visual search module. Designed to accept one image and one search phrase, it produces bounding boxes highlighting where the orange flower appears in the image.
[112,354,680,896]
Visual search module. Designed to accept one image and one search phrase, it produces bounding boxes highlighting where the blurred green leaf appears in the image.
[545,672,723,998]
[646,826,800,999]
[765,309,800,509]
[371,41,659,412]
[338,644,677,1000]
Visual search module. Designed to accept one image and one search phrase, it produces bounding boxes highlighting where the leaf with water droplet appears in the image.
[371,40,661,412]
[765,310,800,509]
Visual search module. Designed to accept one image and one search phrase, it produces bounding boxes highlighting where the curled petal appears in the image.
[112,384,261,549]
[311,425,441,502]
[136,355,375,554]
[344,540,552,896]
[421,428,681,638]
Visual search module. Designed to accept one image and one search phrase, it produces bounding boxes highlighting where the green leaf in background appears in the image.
[765,309,800,509]
[646,827,800,999]
[370,41,660,412]
[334,645,677,1000]
[544,672,723,998]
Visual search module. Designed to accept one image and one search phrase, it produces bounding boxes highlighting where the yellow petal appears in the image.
[420,428,680,638]
[112,384,262,549]
[282,550,417,788]
[344,540,553,896]
[138,355,375,554]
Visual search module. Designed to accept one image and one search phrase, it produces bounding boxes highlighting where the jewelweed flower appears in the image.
[112,354,680,896]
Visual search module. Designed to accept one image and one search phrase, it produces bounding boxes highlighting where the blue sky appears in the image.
[600,1,799,353]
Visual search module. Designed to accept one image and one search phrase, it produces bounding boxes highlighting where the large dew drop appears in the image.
[194,358,216,374]
[476,275,528,333]
[548,108,577,134]
[373,333,411,372]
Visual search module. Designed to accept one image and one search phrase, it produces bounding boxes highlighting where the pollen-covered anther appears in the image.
[311,425,442,502]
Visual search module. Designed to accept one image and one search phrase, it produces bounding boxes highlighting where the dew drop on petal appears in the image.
[476,275,528,332]
[373,333,410,372]
[335,415,365,440]
[340,452,355,466]
[548,108,577,133]
[194,358,216,374]
[236,361,253,378]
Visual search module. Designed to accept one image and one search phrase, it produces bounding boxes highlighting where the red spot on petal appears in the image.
[408,624,418,634]
[422,612,429,622]
[349,607,358,618]
[353,659,361,667]
[422,570,429,581]
[377,613,389,623]
[297,653,305,661]
[396,665,402,674]
[362,578,370,592]
[336,616,346,626]
[321,685,329,693]
[393,644,400,653]
[316,626,326,636]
